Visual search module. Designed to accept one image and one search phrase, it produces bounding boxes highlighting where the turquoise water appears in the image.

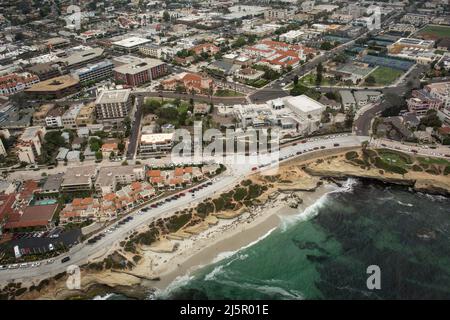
[156,180,450,300]
[35,199,58,205]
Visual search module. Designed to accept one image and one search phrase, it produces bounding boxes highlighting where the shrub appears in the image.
[345,151,358,160]
[233,188,248,202]
[412,165,423,172]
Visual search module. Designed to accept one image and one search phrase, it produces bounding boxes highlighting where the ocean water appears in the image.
[153,180,450,300]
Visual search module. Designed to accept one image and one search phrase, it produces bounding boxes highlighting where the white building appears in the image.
[16,126,46,164]
[112,36,151,53]
[139,133,174,155]
[62,104,82,129]
[283,95,326,119]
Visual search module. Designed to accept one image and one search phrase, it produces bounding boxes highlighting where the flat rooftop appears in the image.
[114,58,165,75]
[26,75,79,92]
[95,89,131,105]
[95,165,145,187]
[140,133,174,144]
[284,95,326,113]
[113,37,151,48]
[61,165,97,186]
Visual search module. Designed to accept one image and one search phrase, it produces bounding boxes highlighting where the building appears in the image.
[72,60,114,84]
[16,126,46,164]
[76,102,96,126]
[264,8,295,21]
[388,38,435,54]
[45,106,65,128]
[27,63,62,81]
[4,204,58,230]
[191,43,220,56]
[0,138,6,156]
[139,44,162,59]
[0,72,40,96]
[139,133,174,155]
[95,165,146,195]
[340,90,357,110]
[284,95,326,119]
[95,89,132,122]
[60,197,100,224]
[407,89,443,116]
[62,104,82,129]
[279,30,306,44]
[40,173,64,195]
[113,58,168,86]
[101,142,119,158]
[244,40,314,70]
[61,165,97,192]
[161,72,215,94]
[58,48,105,71]
[112,36,151,53]
[25,75,80,98]
[33,103,55,126]
[425,82,450,109]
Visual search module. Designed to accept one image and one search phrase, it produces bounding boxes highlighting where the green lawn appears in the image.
[214,89,244,97]
[300,73,331,86]
[417,157,450,166]
[417,25,450,39]
[366,67,404,86]
[378,150,412,169]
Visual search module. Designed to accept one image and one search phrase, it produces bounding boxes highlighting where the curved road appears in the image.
[0,134,368,286]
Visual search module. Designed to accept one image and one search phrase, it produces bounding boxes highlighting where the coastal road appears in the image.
[0,135,368,285]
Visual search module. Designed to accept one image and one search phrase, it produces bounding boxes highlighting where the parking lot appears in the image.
[2,228,82,257]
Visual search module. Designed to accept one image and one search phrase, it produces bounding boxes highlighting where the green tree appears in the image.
[163,11,170,22]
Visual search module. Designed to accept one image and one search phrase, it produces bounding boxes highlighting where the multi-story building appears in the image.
[161,72,215,94]
[72,60,114,84]
[0,138,6,156]
[58,48,105,71]
[16,126,46,164]
[45,106,65,128]
[139,44,163,59]
[33,103,55,126]
[60,165,97,192]
[95,89,132,122]
[95,165,146,195]
[112,36,151,53]
[27,63,62,81]
[407,89,443,116]
[76,102,96,126]
[388,38,435,54]
[62,104,83,129]
[139,133,174,156]
[426,82,450,109]
[190,43,220,56]
[264,8,295,21]
[0,73,40,96]
[114,58,168,86]
[25,75,80,99]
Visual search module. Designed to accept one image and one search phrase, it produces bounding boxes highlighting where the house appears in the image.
[161,72,215,94]
[101,142,119,158]
[191,43,220,56]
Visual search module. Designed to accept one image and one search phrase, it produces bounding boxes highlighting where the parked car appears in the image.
[61,257,71,263]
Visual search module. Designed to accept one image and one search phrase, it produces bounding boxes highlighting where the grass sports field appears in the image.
[366,67,404,86]
[416,25,450,40]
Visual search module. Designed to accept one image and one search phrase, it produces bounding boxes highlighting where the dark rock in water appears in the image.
[306,254,328,263]
[166,288,209,300]
[292,239,329,255]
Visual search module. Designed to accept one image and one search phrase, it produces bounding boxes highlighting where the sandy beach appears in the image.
[135,183,335,296]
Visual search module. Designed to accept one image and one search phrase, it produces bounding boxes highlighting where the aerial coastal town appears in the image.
[0,0,449,301]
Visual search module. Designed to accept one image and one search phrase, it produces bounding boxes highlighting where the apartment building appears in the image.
[0,72,40,96]
[426,82,450,109]
[60,165,97,192]
[16,126,46,164]
[139,133,174,156]
[72,60,114,84]
[76,102,96,126]
[264,8,295,21]
[139,44,163,59]
[45,106,65,128]
[62,104,82,129]
[113,58,168,86]
[95,89,132,122]
[94,165,146,195]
